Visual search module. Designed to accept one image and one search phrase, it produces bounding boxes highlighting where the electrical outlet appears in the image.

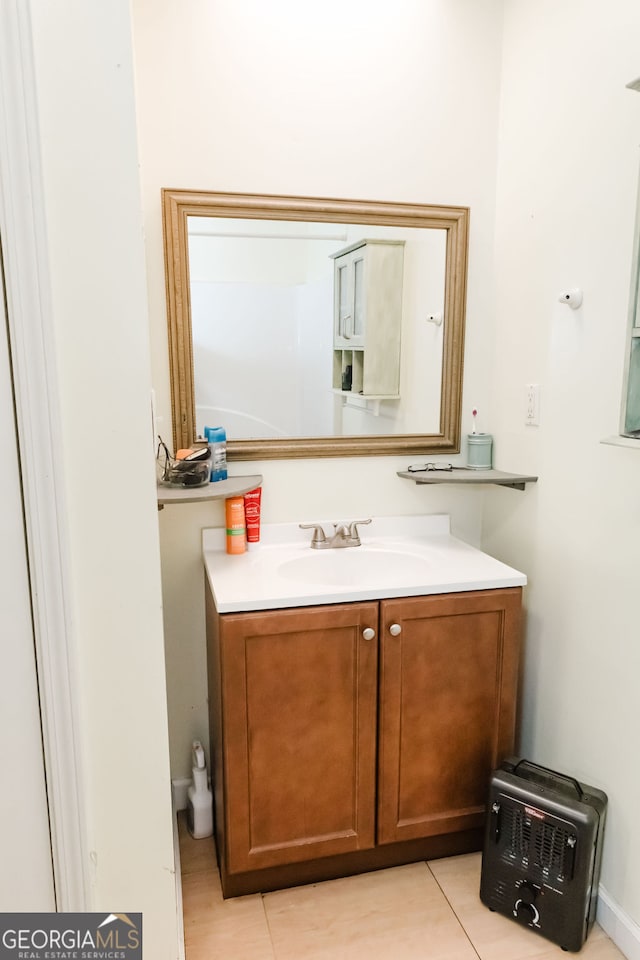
[525,384,540,426]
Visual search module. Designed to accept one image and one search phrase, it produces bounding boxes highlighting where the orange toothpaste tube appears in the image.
[225,497,246,554]
[244,487,262,544]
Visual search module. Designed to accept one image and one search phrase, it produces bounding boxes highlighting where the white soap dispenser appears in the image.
[187,740,213,839]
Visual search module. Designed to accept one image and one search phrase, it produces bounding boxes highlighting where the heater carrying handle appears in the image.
[512,758,584,800]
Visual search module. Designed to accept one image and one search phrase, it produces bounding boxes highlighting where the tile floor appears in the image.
[178,816,626,960]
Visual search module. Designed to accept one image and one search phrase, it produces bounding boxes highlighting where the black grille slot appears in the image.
[505,804,532,858]
[535,822,566,872]
[534,823,577,880]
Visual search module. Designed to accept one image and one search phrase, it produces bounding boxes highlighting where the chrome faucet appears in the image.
[299,519,372,549]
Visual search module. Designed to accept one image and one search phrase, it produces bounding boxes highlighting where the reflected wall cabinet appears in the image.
[331,239,404,399]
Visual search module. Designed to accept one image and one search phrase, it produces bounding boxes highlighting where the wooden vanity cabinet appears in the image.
[206,583,521,897]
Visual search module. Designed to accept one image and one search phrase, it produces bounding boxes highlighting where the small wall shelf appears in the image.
[335,392,398,417]
[397,468,538,492]
[157,474,262,509]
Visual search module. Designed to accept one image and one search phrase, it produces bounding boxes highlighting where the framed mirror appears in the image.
[162,190,468,460]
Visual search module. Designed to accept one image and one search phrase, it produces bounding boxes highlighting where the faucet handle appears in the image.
[299,522,327,546]
[348,518,372,544]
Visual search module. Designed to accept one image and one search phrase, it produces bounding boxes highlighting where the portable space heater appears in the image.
[480,758,607,953]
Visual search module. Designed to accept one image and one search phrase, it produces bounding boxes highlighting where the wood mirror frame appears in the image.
[162,189,469,460]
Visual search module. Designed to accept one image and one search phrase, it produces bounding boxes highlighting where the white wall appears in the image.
[26,1,178,955]
[131,0,505,780]
[297,276,336,437]
[484,0,640,931]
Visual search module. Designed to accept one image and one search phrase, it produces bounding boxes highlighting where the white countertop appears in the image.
[202,514,526,613]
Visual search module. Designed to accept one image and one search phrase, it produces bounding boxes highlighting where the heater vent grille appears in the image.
[535,822,571,876]
[506,805,532,858]
[499,800,576,882]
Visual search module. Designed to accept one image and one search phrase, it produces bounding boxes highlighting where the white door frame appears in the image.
[0,232,55,911]
[0,0,88,910]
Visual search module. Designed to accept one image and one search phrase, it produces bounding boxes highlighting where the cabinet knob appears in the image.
[389,623,402,637]
[362,627,375,640]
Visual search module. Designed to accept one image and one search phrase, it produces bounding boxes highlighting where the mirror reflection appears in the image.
[162,191,469,460]
[188,217,446,441]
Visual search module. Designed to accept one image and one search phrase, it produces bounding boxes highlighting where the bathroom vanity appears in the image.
[203,516,525,897]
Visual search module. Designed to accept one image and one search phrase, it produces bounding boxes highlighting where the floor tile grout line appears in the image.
[425,860,483,960]
[259,891,279,960]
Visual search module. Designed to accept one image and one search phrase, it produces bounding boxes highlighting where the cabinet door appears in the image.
[377,589,521,845]
[333,249,366,348]
[335,258,352,342]
[351,250,365,341]
[220,601,378,873]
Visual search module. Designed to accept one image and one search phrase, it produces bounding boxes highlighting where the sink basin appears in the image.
[277,548,432,587]
[202,515,527,612]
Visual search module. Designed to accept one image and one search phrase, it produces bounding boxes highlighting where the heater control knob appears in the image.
[514,898,540,926]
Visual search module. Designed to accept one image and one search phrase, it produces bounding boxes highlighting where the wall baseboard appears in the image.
[172,778,191,812]
[598,884,640,960]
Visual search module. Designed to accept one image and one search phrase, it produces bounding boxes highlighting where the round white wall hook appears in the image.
[558,288,583,310]
[426,312,443,325]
